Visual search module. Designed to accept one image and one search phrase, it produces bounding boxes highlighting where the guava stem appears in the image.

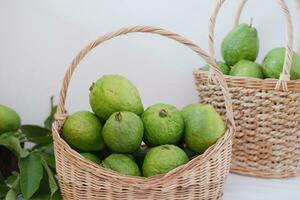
[249,17,253,27]
[162,145,170,150]
[89,82,95,91]
[159,109,168,117]
[50,96,54,108]
[115,112,122,122]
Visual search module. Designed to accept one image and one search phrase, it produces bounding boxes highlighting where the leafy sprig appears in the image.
[0,97,62,200]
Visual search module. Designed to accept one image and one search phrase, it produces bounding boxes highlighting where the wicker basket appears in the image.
[194,0,300,178]
[52,26,235,199]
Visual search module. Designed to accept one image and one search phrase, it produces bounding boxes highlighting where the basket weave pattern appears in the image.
[52,26,235,199]
[194,71,300,178]
[53,124,233,199]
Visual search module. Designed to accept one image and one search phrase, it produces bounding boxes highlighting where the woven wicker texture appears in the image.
[194,0,300,178]
[52,26,235,199]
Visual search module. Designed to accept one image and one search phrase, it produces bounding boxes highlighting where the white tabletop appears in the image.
[223,173,300,200]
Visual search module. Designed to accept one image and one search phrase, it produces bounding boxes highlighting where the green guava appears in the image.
[221,23,259,66]
[102,153,141,176]
[89,75,144,120]
[201,61,231,75]
[0,104,21,134]
[181,104,225,154]
[142,144,189,177]
[230,60,263,78]
[262,47,300,80]
[142,103,184,147]
[102,111,143,153]
[80,153,101,164]
[62,111,105,151]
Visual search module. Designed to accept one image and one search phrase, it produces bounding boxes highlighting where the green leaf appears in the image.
[0,184,9,198]
[4,174,20,200]
[44,96,57,130]
[31,193,50,200]
[35,144,56,169]
[19,153,43,199]
[0,171,4,183]
[10,175,20,192]
[30,166,61,200]
[21,125,52,145]
[41,159,58,197]
[20,149,30,158]
[5,173,18,187]
[51,190,62,200]
[5,189,17,200]
[0,133,21,155]
[44,105,57,131]
[31,144,42,150]
[0,131,26,143]
[30,191,62,200]
[39,152,56,169]
[0,133,28,157]
[15,132,27,143]
[38,144,54,155]
[31,169,49,200]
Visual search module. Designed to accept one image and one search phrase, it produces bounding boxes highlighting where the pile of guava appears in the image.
[62,74,226,177]
[201,23,300,80]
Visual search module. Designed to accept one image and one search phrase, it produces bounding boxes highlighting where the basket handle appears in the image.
[234,0,248,28]
[54,26,235,127]
[209,0,294,91]
[294,0,300,55]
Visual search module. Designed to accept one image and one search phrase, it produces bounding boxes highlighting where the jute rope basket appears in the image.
[194,0,300,178]
[52,26,235,199]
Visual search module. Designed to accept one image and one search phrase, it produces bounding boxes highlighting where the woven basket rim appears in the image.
[194,69,300,91]
[52,120,234,185]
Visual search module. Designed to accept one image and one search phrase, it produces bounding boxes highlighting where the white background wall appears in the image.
[1,1,300,199]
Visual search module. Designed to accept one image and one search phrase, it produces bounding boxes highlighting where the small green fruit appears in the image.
[262,47,300,80]
[201,61,231,75]
[63,111,105,151]
[102,153,141,176]
[80,153,101,164]
[142,144,189,177]
[103,111,143,153]
[181,104,225,154]
[142,103,184,147]
[89,75,144,120]
[0,104,21,134]
[230,60,263,78]
[221,23,259,66]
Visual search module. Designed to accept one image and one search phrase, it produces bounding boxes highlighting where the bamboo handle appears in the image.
[54,26,235,127]
[234,0,248,27]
